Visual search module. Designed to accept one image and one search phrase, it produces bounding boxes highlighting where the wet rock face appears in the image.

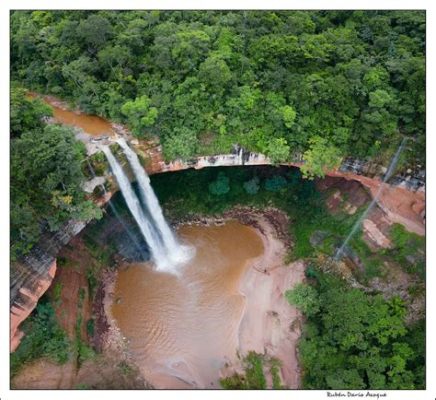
[144,144,424,235]
[10,220,86,351]
[339,157,425,193]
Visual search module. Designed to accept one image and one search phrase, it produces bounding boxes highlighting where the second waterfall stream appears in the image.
[102,139,193,274]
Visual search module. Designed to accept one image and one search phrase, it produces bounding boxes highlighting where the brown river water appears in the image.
[111,221,264,389]
[50,105,115,137]
[28,93,115,136]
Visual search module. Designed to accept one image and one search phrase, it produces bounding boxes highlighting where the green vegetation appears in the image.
[10,87,52,138]
[285,283,320,316]
[220,352,282,389]
[385,224,425,278]
[11,300,71,376]
[120,95,158,136]
[11,11,425,169]
[118,361,134,376]
[301,136,343,179]
[10,10,425,390]
[75,383,90,390]
[10,88,102,260]
[286,270,425,389]
[149,166,424,390]
[208,171,230,195]
[150,166,365,261]
[87,151,108,177]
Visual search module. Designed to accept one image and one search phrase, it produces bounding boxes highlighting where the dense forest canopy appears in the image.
[286,274,425,389]
[10,89,102,259]
[11,10,425,167]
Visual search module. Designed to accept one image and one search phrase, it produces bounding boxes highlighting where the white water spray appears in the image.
[103,146,178,271]
[117,138,193,266]
[87,159,146,259]
[335,138,408,260]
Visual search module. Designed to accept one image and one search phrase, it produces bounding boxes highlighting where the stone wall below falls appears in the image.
[143,146,425,236]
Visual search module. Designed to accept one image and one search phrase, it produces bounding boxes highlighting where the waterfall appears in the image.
[86,159,146,259]
[335,138,408,260]
[238,147,244,165]
[102,146,175,271]
[117,138,192,265]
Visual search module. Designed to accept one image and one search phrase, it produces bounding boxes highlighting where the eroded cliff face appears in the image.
[11,260,57,352]
[10,220,86,351]
[136,143,425,236]
[326,171,425,235]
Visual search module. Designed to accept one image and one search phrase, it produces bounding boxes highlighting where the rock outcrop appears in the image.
[10,220,86,351]
[11,260,57,352]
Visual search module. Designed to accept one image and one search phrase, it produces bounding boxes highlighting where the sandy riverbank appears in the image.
[235,214,305,388]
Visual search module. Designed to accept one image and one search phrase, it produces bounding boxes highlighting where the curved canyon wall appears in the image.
[10,141,425,352]
[142,144,425,236]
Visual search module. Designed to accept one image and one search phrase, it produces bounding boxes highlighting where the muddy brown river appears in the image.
[111,221,264,389]
[50,104,115,137]
[29,93,115,136]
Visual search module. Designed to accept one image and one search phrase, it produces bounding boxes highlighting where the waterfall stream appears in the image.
[335,138,408,260]
[117,138,193,266]
[102,146,174,270]
[103,143,192,273]
[86,159,146,259]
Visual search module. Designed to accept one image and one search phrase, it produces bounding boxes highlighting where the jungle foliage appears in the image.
[286,271,425,389]
[219,352,282,389]
[11,10,425,170]
[10,89,102,260]
[10,300,71,377]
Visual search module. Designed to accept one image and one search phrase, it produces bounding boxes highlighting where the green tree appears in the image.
[301,136,342,179]
[265,137,290,164]
[9,10,426,168]
[281,105,297,128]
[208,172,230,195]
[220,352,267,389]
[10,88,52,138]
[292,271,424,390]
[368,89,393,108]
[11,301,71,376]
[77,14,113,52]
[264,175,287,192]
[198,54,232,89]
[243,176,260,195]
[285,283,320,316]
[163,127,198,161]
[121,95,158,137]
[11,124,102,259]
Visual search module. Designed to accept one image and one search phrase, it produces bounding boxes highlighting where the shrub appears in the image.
[264,175,287,192]
[208,172,230,195]
[11,301,71,376]
[285,283,320,316]
[243,176,260,194]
